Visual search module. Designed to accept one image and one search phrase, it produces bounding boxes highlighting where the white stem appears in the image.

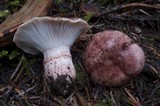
[43,46,76,80]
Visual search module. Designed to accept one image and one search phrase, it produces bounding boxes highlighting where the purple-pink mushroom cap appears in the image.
[84,30,145,86]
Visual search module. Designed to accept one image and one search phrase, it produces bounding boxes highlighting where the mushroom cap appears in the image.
[84,30,145,86]
[13,17,90,55]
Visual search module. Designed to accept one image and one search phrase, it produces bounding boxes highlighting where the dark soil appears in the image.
[0,0,160,106]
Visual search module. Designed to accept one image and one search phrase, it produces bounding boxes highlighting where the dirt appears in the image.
[0,0,160,106]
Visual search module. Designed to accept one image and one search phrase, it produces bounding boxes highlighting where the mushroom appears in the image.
[13,17,90,94]
[84,30,145,87]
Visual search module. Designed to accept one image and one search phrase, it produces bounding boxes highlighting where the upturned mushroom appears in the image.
[84,30,145,87]
[13,17,90,92]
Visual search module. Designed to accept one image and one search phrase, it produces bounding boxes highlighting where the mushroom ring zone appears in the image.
[13,17,90,94]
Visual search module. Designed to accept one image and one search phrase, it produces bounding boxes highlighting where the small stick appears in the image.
[49,94,67,106]
[125,88,142,106]
[109,90,117,106]
[18,85,38,96]
[0,22,23,38]
[100,3,160,16]
[10,56,24,79]
[121,3,160,10]
[76,91,88,106]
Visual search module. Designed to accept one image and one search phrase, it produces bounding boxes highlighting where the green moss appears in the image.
[0,50,8,58]
[74,63,88,86]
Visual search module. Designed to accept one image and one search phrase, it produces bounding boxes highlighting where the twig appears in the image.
[109,90,117,106]
[18,84,38,96]
[125,88,142,106]
[29,96,41,99]
[10,56,24,79]
[121,3,160,10]
[0,22,23,38]
[49,94,67,106]
[85,87,91,105]
[65,91,76,101]
[13,67,24,83]
[142,44,160,57]
[144,98,160,104]
[72,95,79,106]
[100,3,160,16]
[76,91,88,106]
[149,65,160,78]
[139,9,151,17]
[10,82,24,95]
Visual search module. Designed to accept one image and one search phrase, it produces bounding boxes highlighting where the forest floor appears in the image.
[0,0,160,106]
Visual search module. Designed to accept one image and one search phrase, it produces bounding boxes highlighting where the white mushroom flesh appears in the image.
[13,17,90,80]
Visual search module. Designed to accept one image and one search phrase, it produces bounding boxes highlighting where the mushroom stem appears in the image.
[43,46,76,80]
[13,17,90,95]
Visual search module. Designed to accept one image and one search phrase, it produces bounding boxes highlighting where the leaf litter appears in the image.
[0,0,160,105]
